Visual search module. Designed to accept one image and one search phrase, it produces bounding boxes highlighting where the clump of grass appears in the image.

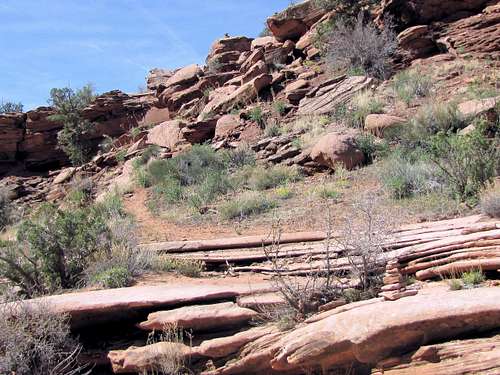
[316,185,341,200]
[264,122,283,137]
[392,69,433,106]
[461,269,485,286]
[275,186,293,200]
[90,266,131,289]
[412,101,465,135]
[347,91,384,128]
[379,151,442,199]
[219,192,277,220]
[247,165,302,191]
[154,257,204,278]
[447,278,463,291]
[248,106,265,126]
[480,184,500,218]
[273,101,287,116]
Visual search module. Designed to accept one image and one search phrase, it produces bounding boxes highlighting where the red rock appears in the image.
[146,68,174,91]
[164,64,203,88]
[25,107,60,132]
[240,49,265,73]
[0,112,25,160]
[139,106,170,127]
[138,302,258,332]
[215,114,241,139]
[310,129,365,171]
[251,36,279,50]
[146,120,186,151]
[397,25,437,61]
[108,342,197,374]
[241,61,268,85]
[181,118,218,144]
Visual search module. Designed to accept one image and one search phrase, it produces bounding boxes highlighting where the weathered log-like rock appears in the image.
[108,342,198,374]
[365,114,406,136]
[138,302,258,332]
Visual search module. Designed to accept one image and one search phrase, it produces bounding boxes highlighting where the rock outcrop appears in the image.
[310,129,365,170]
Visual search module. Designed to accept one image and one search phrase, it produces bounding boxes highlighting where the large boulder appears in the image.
[146,120,186,151]
[206,36,252,74]
[458,96,500,123]
[214,114,241,139]
[310,129,365,170]
[266,0,326,42]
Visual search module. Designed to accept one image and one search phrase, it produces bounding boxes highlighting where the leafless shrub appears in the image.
[332,194,392,296]
[326,13,396,79]
[143,323,193,375]
[0,294,90,375]
[0,187,15,231]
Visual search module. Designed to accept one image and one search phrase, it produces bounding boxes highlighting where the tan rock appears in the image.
[53,167,76,184]
[146,120,186,150]
[458,96,500,122]
[165,64,203,88]
[310,129,365,170]
[365,114,405,136]
[138,302,258,332]
[241,61,268,85]
[215,114,241,139]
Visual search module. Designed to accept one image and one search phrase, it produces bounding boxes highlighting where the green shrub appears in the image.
[115,149,127,163]
[427,127,499,201]
[273,101,287,116]
[480,185,500,218]
[392,70,433,106]
[219,192,277,220]
[224,145,256,170]
[461,269,485,286]
[0,189,14,231]
[355,133,388,163]
[412,102,466,135]
[0,194,132,296]
[275,186,294,200]
[316,185,341,200]
[155,257,204,278]
[248,106,265,126]
[0,100,23,113]
[380,151,442,199]
[248,165,302,191]
[90,266,130,288]
[264,122,283,137]
[49,84,96,166]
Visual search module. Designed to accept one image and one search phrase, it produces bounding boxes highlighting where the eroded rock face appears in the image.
[376,0,491,30]
[310,129,365,170]
[207,288,500,374]
[298,76,373,115]
[0,112,26,161]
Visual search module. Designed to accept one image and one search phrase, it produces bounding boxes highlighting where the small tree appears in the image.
[0,100,23,113]
[49,84,96,166]
[326,13,396,79]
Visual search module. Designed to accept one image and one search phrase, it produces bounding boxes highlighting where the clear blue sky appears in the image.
[0,0,290,111]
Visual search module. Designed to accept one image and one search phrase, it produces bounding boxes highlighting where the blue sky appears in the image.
[0,0,290,110]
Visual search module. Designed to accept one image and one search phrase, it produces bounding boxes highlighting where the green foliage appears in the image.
[155,257,204,278]
[90,266,130,289]
[0,189,14,231]
[0,194,130,296]
[247,165,302,191]
[447,278,463,291]
[248,106,265,127]
[219,192,277,220]
[461,269,485,286]
[146,145,233,212]
[392,70,433,106]
[0,100,23,113]
[379,151,441,199]
[355,133,388,163]
[264,122,283,137]
[49,84,96,166]
[224,145,256,170]
[275,186,293,200]
[412,102,465,136]
[427,127,499,201]
[115,149,127,163]
[316,185,341,200]
[273,101,287,116]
